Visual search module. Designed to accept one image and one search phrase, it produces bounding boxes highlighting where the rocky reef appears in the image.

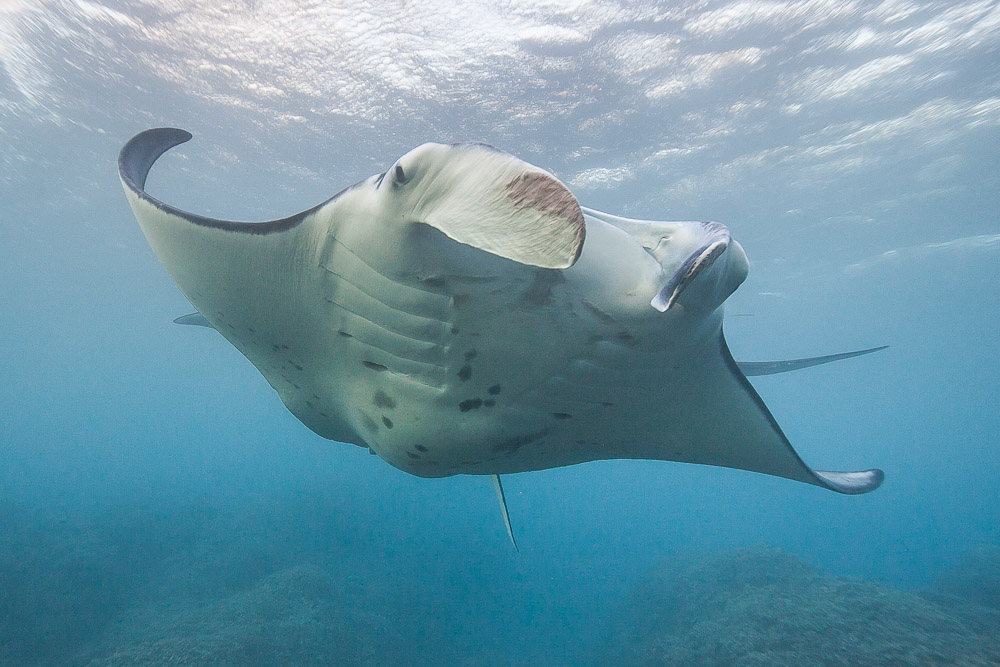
[597,546,1000,666]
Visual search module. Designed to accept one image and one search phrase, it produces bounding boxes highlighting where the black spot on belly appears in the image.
[374,391,396,409]
[363,361,388,372]
[453,294,472,308]
[271,344,280,352]
[382,416,394,429]
[361,414,378,433]
[406,451,420,459]
[488,384,502,395]
[464,349,478,361]
[415,444,429,452]
[551,412,572,420]
[458,364,472,381]
[451,326,460,335]
[291,362,303,371]
[484,399,495,408]
[459,398,483,412]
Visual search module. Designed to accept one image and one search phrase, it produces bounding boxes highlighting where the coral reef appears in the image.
[598,546,1000,666]
[5,494,998,666]
[81,564,401,665]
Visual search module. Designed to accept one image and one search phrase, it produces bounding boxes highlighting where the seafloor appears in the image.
[3,496,998,666]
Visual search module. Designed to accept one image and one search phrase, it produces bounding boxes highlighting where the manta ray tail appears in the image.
[492,475,518,551]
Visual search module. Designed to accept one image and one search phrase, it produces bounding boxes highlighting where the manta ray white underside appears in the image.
[119,129,884,545]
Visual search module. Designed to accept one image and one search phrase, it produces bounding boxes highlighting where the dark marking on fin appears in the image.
[118,128,332,236]
[363,361,388,371]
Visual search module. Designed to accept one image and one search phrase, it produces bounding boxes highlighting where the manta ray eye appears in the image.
[393,164,412,186]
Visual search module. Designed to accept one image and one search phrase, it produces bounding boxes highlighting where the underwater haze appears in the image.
[2,0,999,664]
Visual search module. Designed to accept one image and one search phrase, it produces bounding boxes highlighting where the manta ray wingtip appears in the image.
[812,468,885,494]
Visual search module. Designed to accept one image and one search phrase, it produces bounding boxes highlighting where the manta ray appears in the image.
[119,128,884,548]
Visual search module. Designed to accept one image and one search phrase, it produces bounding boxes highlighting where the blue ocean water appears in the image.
[1,1,998,664]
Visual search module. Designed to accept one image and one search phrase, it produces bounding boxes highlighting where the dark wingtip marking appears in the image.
[118,128,327,235]
[119,128,192,193]
[488,384,502,395]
